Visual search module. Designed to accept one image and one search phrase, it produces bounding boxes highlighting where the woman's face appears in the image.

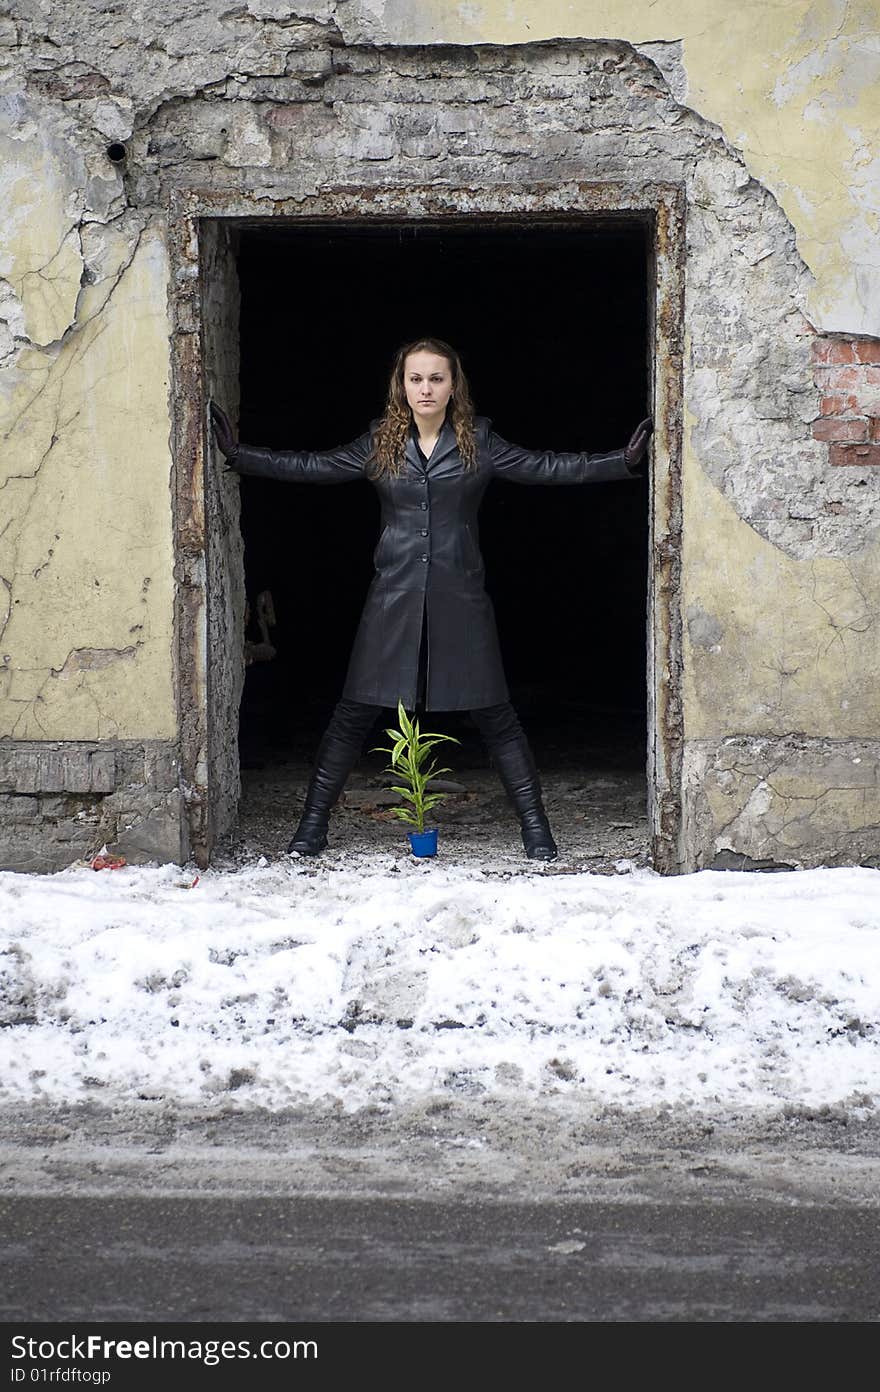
[403,350,454,425]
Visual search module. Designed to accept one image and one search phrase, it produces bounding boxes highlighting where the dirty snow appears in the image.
[1,855,878,1118]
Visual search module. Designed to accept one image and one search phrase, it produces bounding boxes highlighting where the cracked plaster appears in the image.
[684,735,880,869]
[682,459,880,743]
[0,6,875,325]
[0,83,88,347]
[0,204,175,741]
[137,35,878,569]
[361,0,880,336]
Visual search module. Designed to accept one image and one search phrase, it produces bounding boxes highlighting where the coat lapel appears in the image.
[405,431,424,474]
[406,418,459,477]
[426,419,459,474]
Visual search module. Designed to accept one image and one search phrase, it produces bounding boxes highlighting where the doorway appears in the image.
[229,218,650,866]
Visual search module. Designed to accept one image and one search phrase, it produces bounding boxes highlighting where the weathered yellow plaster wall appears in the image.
[383,0,880,334]
[0,221,176,741]
[3,180,82,350]
[681,437,880,740]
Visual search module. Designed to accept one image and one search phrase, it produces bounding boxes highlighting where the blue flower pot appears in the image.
[408,827,438,858]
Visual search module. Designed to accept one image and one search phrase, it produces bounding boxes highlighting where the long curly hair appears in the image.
[368,337,477,479]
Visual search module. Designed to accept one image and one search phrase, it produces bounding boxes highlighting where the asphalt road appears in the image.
[1,1099,878,1333]
[2,1192,879,1323]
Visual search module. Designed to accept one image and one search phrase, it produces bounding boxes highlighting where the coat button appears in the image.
[420,529,428,537]
[420,553,428,562]
[420,501,428,510]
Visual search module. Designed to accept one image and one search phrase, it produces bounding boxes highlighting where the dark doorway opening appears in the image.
[232,218,650,864]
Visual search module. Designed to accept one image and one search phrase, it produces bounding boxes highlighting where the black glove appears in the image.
[624,416,653,474]
[209,399,239,464]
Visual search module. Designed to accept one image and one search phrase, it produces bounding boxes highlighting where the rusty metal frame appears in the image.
[168,182,685,872]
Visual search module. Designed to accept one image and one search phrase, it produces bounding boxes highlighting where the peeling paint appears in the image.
[0,576,10,645]
[685,734,880,869]
[0,82,88,347]
[686,605,723,651]
[52,645,139,676]
[351,1,880,335]
[0,221,176,742]
[682,458,880,742]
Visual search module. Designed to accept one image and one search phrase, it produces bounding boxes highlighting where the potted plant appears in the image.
[372,700,461,857]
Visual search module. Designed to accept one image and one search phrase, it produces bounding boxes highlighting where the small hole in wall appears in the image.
[106,142,127,164]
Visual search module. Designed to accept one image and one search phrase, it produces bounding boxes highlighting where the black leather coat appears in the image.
[229,415,638,711]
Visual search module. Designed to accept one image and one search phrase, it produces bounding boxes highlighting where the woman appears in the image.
[210,337,651,862]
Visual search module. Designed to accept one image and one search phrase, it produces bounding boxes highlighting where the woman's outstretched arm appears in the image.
[209,401,371,484]
[488,416,653,484]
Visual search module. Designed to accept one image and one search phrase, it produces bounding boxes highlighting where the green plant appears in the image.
[372,699,461,835]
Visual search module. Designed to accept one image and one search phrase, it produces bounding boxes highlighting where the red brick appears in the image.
[811,338,857,365]
[820,394,861,416]
[853,339,880,365]
[811,416,869,443]
[813,364,880,392]
[871,417,880,442]
[830,443,880,466]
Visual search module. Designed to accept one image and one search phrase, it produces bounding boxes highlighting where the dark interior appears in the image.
[234,219,650,775]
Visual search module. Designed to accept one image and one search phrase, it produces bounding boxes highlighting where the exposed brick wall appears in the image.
[812,335,880,466]
[0,740,183,871]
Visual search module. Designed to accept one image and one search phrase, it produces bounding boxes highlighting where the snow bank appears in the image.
[1,857,878,1117]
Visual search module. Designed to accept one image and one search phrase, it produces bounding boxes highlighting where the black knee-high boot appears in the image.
[490,735,558,862]
[471,703,558,862]
[288,701,380,855]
